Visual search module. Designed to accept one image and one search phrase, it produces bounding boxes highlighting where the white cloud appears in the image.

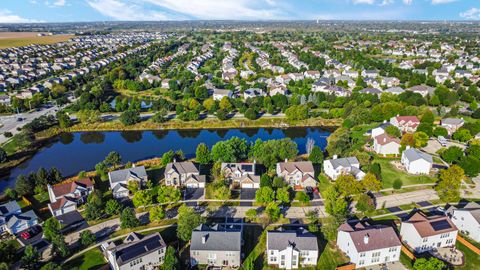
[460,8,480,20]
[53,0,66,6]
[0,9,41,23]
[352,0,376,4]
[87,0,172,21]
[380,0,395,6]
[403,0,413,4]
[431,0,457,4]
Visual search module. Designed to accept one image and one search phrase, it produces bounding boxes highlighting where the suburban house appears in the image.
[400,211,458,253]
[266,228,319,269]
[108,166,148,199]
[276,161,316,189]
[407,85,435,97]
[441,118,465,135]
[212,89,233,101]
[221,163,260,189]
[446,202,480,242]
[373,134,401,156]
[47,178,94,217]
[390,115,420,133]
[0,201,39,235]
[370,121,391,138]
[190,224,242,268]
[323,156,365,180]
[401,148,433,175]
[102,232,167,270]
[337,221,402,268]
[164,161,206,188]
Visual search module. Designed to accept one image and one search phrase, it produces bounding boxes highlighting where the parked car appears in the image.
[20,232,31,240]
[438,136,447,147]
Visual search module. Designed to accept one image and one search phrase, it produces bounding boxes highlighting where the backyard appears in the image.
[375,158,436,189]
[63,248,106,270]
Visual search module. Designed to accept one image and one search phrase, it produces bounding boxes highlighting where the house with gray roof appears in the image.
[0,201,39,234]
[359,87,383,96]
[447,202,480,242]
[323,156,365,180]
[165,161,206,188]
[401,147,432,175]
[384,86,405,95]
[222,162,260,189]
[190,224,242,268]
[108,166,148,199]
[441,118,464,135]
[102,232,166,270]
[266,228,319,269]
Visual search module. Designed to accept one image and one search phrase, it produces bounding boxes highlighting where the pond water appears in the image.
[0,127,331,192]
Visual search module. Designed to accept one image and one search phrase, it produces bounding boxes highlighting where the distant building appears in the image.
[212,89,233,101]
[164,161,205,188]
[108,166,148,199]
[323,156,365,180]
[447,202,480,242]
[47,178,94,217]
[390,115,420,133]
[441,118,464,135]
[373,134,401,156]
[401,148,433,175]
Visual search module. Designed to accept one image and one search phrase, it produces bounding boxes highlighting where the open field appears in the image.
[0,33,73,48]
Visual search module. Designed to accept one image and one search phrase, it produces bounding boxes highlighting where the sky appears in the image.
[0,0,479,23]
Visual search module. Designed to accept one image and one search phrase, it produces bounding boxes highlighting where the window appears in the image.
[359,253,365,257]
[359,260,364,265]
[372,252,381,257]
[389,247,397,252]
[372,257,380,263]
[422,238,428,242]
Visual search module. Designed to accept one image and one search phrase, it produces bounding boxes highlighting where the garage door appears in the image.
[186,183,199,188]
[242,183,254,188]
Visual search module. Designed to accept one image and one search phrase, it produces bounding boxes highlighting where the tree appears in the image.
[245,208,257,220]
[436,165,464,202]
[152,109,168,123]
[272,176,286,188]
[0,148,7,163]
[127,180,140,193]
[417,123,433,137]
[335,174,362,196]
[120,207,140,229]
[161,150,175,166]
[459,155,480,177]
[162,246,179,270]
[150,206,165,222]
[80,230,96,247]
[295,191,310,204]
[385,125,401,138]
[285,105,308,120]
[309,146,324,164]
[361,173,382,192]
[120,109,141,126]
[276,187,291,204]
[43,217,61,241]
[133,190,154,207]
[77,109,101,124]
[105,199,122,216]
[40,263,62,270]
[260,174,272,187]
[356,193,375,213]
[15,174,33,196]
[393,179,403,189]
[413,257,445,270]
[177,204,204,242]
[0,240,17,264]
[244,108,257,120]
[255,186,275,204]
[104,151,122,167]
[321,216,342,241]
[420,110,435,125]
[414,131,429,148]
[56,111,71,128]
[433,127,448,138]
[401,133,416,147]
[265,202,281,222]
[157,186,181,203]
[50,234,69,258]
[452,129,472,142]
[324,185,348,219]
[84,190,104,220]
[219,96,232,111]
[195,143,211,164]
[21,245,40,270]
[440,146,463,164]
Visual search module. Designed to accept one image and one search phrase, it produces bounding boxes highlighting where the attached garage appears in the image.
[186,183,199,188]
[241,183,254,189]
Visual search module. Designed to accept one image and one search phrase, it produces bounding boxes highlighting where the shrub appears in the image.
[393,179,403,190]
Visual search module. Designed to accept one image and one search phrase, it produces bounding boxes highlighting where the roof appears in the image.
[51,178,93,198]
[49,196,76,211]
[0,201,20,217]
[374,134,401,146]
[394,115,420,124]
[6,210,38,229]
[111,232,166,266]
[403,211,457,238]
[441,118,464,126]
[267,228,318,251]
[326,157,360,170]
[360,88,382,94]
[338,221,401,252]
[108,166,147,184]
[277,161,314,174]
[165,161,199,175]
[213,89,232,96]
[221,163,255,174]
[451,202,480,224]
[190,224,242,252]
[385,87,405,93]
[408,85,435,94]
[403,148,433,164]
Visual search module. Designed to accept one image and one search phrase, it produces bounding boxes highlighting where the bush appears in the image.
[393,179,403,190]
[120,109,141,126]
[244,108,257,120]
[3,132,12,138]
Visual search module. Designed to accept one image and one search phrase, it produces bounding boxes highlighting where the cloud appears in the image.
[0,9,42,23]
[352,0,376,4]
[403,0,413,4]
[460,8,480,20]
[87,0,172,21]
[380,0,395,6]
[431,0,457,4]
[53,0,66,6]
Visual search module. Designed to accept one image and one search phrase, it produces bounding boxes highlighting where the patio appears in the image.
[429,246,464,266]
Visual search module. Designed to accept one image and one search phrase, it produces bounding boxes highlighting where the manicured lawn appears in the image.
[63,248,106,270]
[400,250,414,269]
[317,242,350,269]
[317,173,332,198]
[374,158,436,188]
[456,241,480,270]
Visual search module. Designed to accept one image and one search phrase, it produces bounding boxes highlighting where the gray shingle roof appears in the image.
[190,224,242,252]
[165,162,199,175]
[267,228,318,251]
[441,118,464,126]
[403,148,432,163]
[108,166,147,183]
[112,232,166,266]
[327,157,360,170]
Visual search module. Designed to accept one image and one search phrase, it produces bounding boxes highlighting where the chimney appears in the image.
[406,146,411,150]
[202,234,208,244]
[132,163,136,168]
[364,234,369,244]
[333,154,338,159]
[284,158,288,163]
[384,138,386,143]
[173,158,177,163]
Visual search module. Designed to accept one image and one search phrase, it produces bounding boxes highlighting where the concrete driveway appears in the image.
[240,188,257,200]
[423,139,466,155]
[184,188,204,200]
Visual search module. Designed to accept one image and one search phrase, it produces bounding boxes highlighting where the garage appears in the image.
[186,183,199,188]
[241,183,254,188]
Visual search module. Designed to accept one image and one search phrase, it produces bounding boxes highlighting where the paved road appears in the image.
[374,189,439,209]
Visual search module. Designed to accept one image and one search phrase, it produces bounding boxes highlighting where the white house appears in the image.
[390,115,420,133]
[221,163,260,189]
[401,148,433,175]
[337,221,402,268]
[441,118,464,136]
[373,134,401,156]
[0,201,38,235]
[266,228,319,269]
[323,156,365,180]
[47,178,94,217]
[212,89,233,101]
[447,202,480,242]
[400,211,457,253]
[370,122,391,138]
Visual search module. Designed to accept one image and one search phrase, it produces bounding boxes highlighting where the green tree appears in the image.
[356,193,375,213]
[285,105,308,120]
[245,208,257,220]
[321,216,342,241]
[452,129,472,142]
[0,147,7,163]
[308,146,324,164]
[265,202,281,222]
[255,186,275,204]
[157,186,181,203]
[436,165,464,202]
[15,174,33,196]
[244,108,257,120]
[433,127,448,138]
[120,207,140,229]
[56,111,71,128]
[177,204,204,241]
[84,190,104,220]
[80,230,96,247]
[336,174,362,196]
[0,240,17,264]
[195,143,211,164]
[260,174,272,187]
[295,191,310,205]
[21,245,40,270]
[272,176,286,188]
[105,199,122,216]
[393,179,403,189]
[324,185,348,219]
[361,173,382,192]
[104,151,122,168]
[43,217,61,241]
[40,262,62,270]
[413,257,445,270]
[414,131,429,148]
[120,109,141,126]
[132,190,154,207]
[162,246,179,270]
[440,146,463,164]
[276,187,291,204]
[50,234,69,258]
[459,156,480,177]
[385,125,401,138]
[150,206,165,222]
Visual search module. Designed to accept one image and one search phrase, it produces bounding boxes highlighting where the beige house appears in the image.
[164,161,206,188]
[276,161,316,189]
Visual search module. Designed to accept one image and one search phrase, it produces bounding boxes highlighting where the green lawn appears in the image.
[317,173,332,198]
[375,158,436,188]
[63,248,106,270]
[317,242,350,269]
[400,250,414,269]
[456,241,480,270]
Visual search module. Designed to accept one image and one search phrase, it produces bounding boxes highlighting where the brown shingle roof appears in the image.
[404,211,457,238]
[338,221,401,252]
[51,178,93,198]
[277,161,314,174]
[374,134,401,146]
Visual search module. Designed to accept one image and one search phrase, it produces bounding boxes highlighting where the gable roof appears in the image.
[0,201,20,217]
[403,148,433,164]
[190,224,242,252]
[441,118,464,126]
[277,161,314,174]
[6,210,38,229]
[221,163,255,174]
[109,166,147,184]
[51,178,93,198]
[110,232,166,266]
[165,161,199,175]
[338,221,401,252]
[267,228,318,251]
[374,134,401,146]
[326,157,360,170]
[403,211,457,238]
[452,202,480,224]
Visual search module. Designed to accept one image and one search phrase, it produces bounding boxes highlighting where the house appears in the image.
[266,228,319,269]
[441,118,464,135]
[337,221,401,268]
[384,87,405,95]
[390,115,420,133]
[362,70,379,78]
[407,85,435,97]
[373,134,401,156]
[0,95,11,106]
[401,148,433,175]
[221,163,260,189]
[212,89,233,101]
[165,161,205,188]
[276,161,316,189]
[446,202,480,242]
[0,201,38,235]
[323,156,365,180]
[47,178,94,217]
[359,87,382,96]
[304,70,320,79]
[108,166,148,199]
[244,88,266,99]
[370,121,391,138]
[190,224,242,268]
[102,232,167,270]
[400,211,457,253]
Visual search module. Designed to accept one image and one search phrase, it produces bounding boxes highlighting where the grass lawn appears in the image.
[374,158,436,188]
[317,173,332,198]
[241,225,266,269]
[400,250,414,269]
[456,241,480,270]
[317,242,350,269]
[63,248,106,270]
[0,35,73,49]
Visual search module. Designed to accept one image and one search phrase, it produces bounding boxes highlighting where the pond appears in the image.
[0,127,331,192]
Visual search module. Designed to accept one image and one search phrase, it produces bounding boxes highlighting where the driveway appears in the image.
[240,188,257,200]
[423,139,466,156]
[184,188,204,200]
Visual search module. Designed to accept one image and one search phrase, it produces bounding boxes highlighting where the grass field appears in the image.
[375,158,436,188]
[0,35,73,49]
[456,241,480,270]
[63,248,106,270]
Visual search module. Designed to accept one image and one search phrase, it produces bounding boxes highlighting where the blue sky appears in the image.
[0,0,479,23]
